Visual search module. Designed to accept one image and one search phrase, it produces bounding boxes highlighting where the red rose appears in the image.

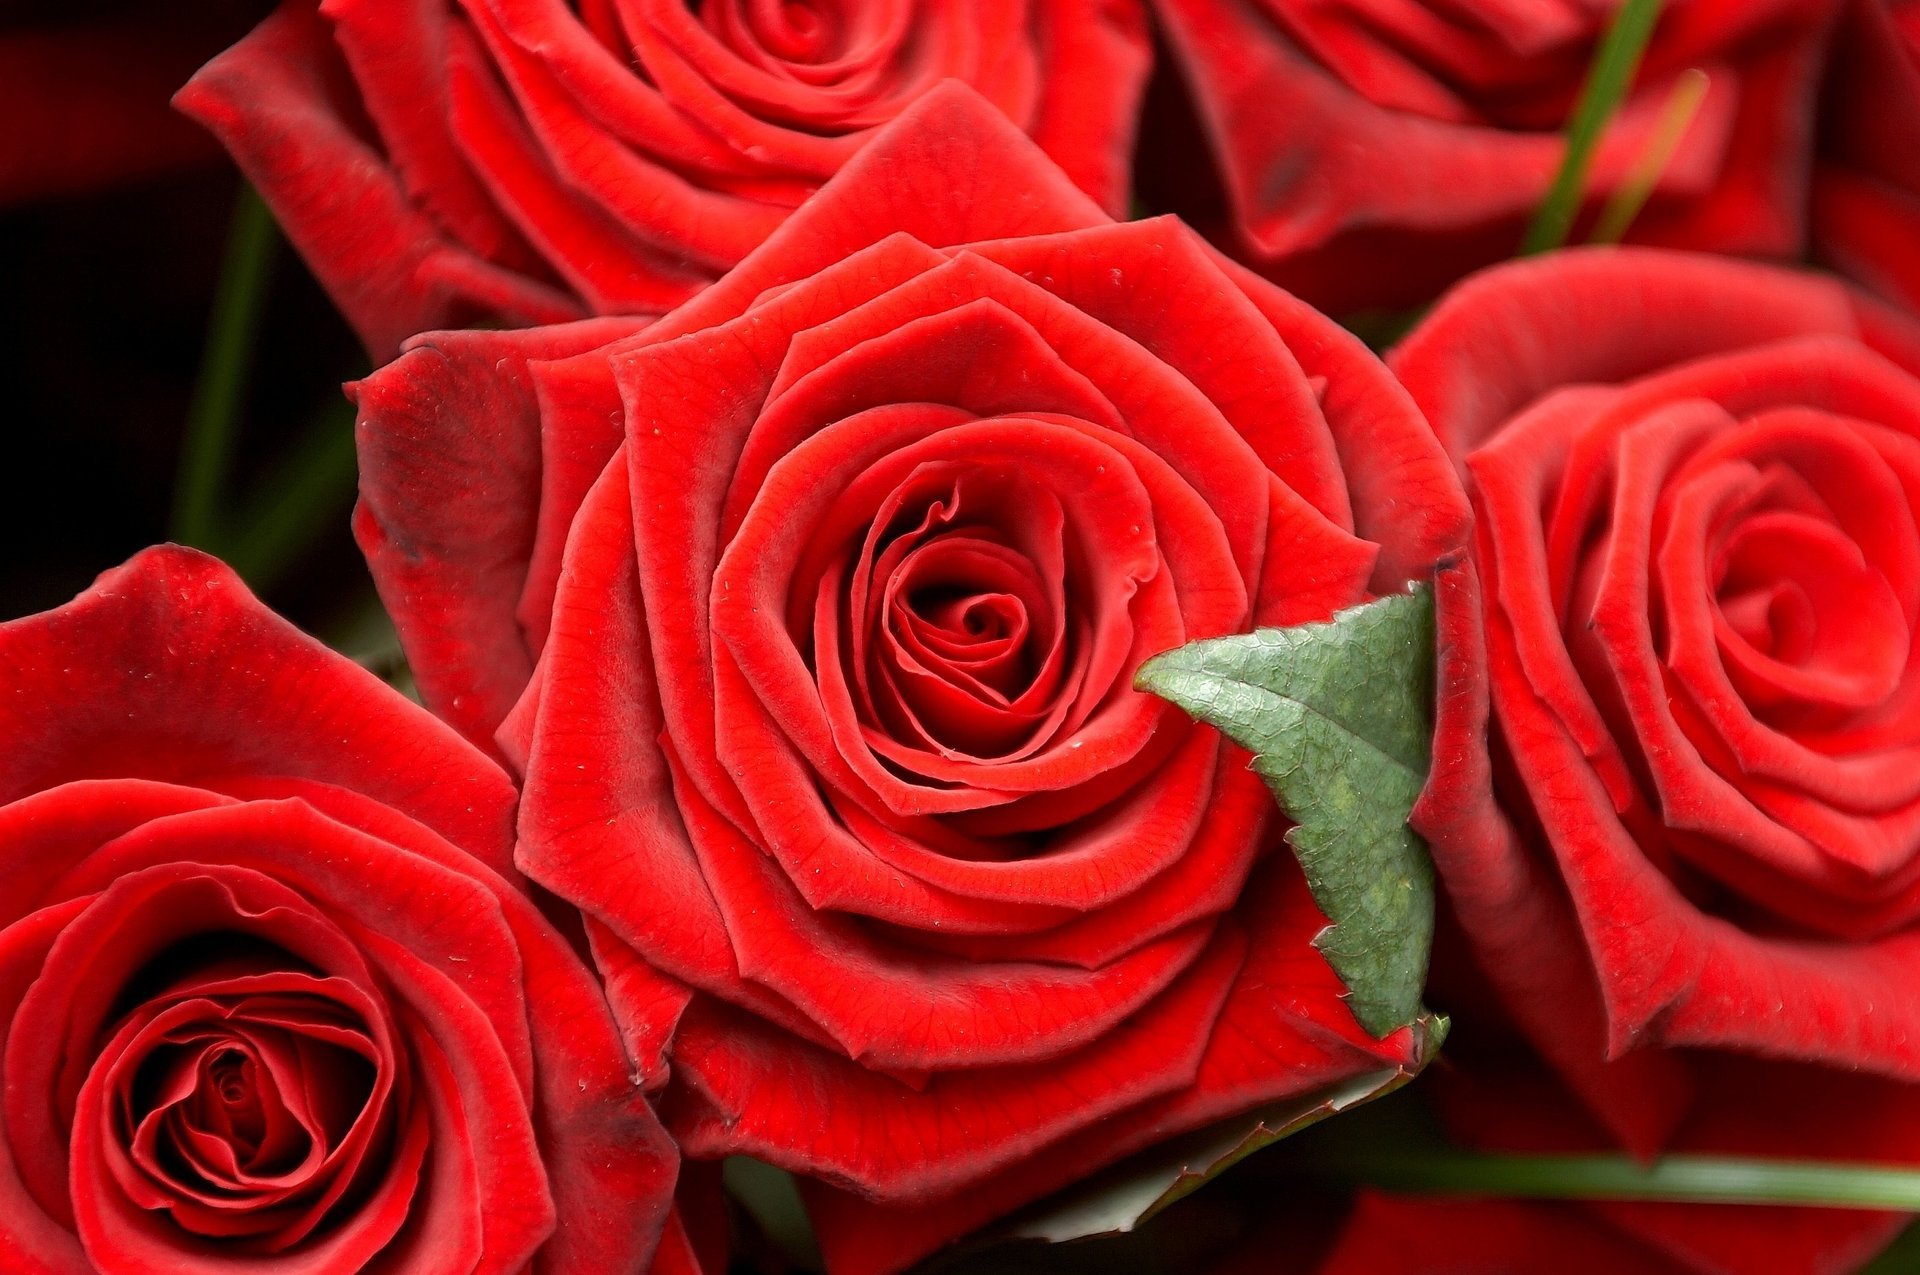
[1146,0,1837,311]
[351,85,1470,1274]
[1396,247,1920,1193]
[0,546,680,1273]
[1814,0,1920,312]
[174,0,1150,356]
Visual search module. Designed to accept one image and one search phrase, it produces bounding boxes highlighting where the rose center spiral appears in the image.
[852,465,1075,762]
[704,0,852,66]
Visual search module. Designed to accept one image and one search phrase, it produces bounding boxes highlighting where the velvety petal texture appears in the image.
[1397,248,1920,1180]
[0,547,678,1274]
[1814,0,1920,313]
[357,84,1471,1275]
[175,1,1150,355]
[1147,0,1840,311]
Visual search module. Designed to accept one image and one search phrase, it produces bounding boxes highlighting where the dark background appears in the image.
[1,165,374,634]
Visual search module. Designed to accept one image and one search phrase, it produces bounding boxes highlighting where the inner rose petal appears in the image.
[707,0,863,68]
[1713,512,1909,712]
[721,409,1193,821]
[900,578,1032,680]
[879,539,1063,748]
[839,467,1091,764]
[1533,355,1920,936]
[643,0,980,133]
[1657,408,1920,736]
[108,990,386,1236]
[715,0,914,77]
[832,430,1176,796]
[841,461,1077,762]
[1718,577,1814,663]
[709,408,1252,940]
[156,1040,297,1186]
[4,863,412,1259]
[890,551,1041,689]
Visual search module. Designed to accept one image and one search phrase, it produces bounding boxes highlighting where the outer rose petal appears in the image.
[0,545,516,876]
[1147,0,1835,311]
[1815,168,1920,314]
[352,316,650,753]
[174,2,584,355]
[1814,0,1920,312]
[178,1,1149,357]
[1391,248,1873,466]
[802,856,1428,1275]
[1414,560,1694,1155]
[0,548,678,1273]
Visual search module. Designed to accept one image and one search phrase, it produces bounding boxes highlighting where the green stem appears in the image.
[1520,0,1666,255]
[1319,1151,1920,1211]
[220,402,360,592]
[171,184,279,549]
[1589,67,1711,244]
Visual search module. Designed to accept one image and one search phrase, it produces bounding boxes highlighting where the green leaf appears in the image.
[1135,586,1438,1037]
[1519,0,1666,255]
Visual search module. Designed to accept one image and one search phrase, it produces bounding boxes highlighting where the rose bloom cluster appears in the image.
[2,1,1919,1273]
